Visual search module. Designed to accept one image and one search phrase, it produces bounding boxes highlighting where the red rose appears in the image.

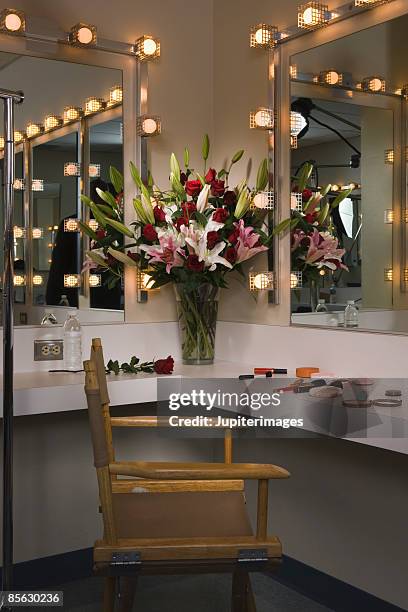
[304,213,317,224]
[115,191,124,204]
[212,208,229,223]
[96,229,107,240]
[302,189,313,202]
[153,206,166,223]
[223,190,237,207]
[185,180,202,197]
[181,201,197,217]
[154,356,174,375]
[107,254,117,268]
[186,254,204,272]
[207,231,219,250]
[175,216,188,230]
[205,168,216,184]
[224,247,237,264]
[211,180,225,197]
[228,229,239,244]
[127,251,139,263]
[142,224,158,241]
[180,172,187,186]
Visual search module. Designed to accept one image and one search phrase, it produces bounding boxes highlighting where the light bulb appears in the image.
[384,210,394,224]
[143,118,157,134]
[249,272,274,291]
[143,38,157,56]
[88,219,99,231]
[13,274,25,287]
[89,164,101,178]
[78,27,93,44]
[64,106,82,123]
[134,35,160,60]
[1,9,25,33]
[109,85,123,105]
[26,122,43,138]
[64,219,79,232]
[69,22,97,46]
[384,268,393,282]
[13,226,24,239]
[64,274,80,288]
[291,273,299,289]
[32,228,43,239]
[5,13,21,31]
[89,274,102,288]
[33,274,44,286]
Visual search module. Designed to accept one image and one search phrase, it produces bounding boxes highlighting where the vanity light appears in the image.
[89,163,101,178]
[44,114,63,131]
[64,274,81,288]
[384,268,393,282]
[64,218,79,233]
[384,149,394,164]
[298,2,329,29]
[355,0,391,5]
[26,122,43,138]
[0,8,25,33]
[249,272,274,291]
[136,270,156,291]
[251,191,274,210]
[33,274,44,286]
[250,24,277,49]
[64,162,81,177]
[331,184,340,192]
[134,35,161,61]
[249,108,274,130]
[362,76,385,92]
[290,65,298,79]
[32,179,44,192]
[63,106,82,124]
[14,130,25,144]
[13,226,25,239]
[291,192,303,212]
[291,135,298,149]
[69,22,97,46]
[291,271,303,289]
[384,210,394,224]
[32,228,43,239]
[89,274,102,288]
[137,115,162,137]
[84,97,106,115]
[318,70,351,87]
[88,219,99,232]
[0,137,4,150]
[290,111,307,137]
[13,274,25,287]
[319,269,326,276]
[108,85,123,106]
[13,178,25,190]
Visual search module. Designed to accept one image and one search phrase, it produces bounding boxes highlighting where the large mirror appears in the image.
[286,13,408,333]
[0,51,125,325]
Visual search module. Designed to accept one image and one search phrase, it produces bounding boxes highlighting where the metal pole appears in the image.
[1,88,23,605]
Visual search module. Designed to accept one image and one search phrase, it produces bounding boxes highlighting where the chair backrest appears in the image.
[90,338,115,467]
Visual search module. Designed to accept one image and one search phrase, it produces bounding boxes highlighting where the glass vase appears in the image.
[309,278,320,312]
[175,284,219,365]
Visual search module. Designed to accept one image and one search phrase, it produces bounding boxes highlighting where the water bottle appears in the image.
[315,299,328,313]
[63,311,82,370]
[59,294,70,306]
[344,300,359,328]
[329,284,337,304]
[41,308,58,326]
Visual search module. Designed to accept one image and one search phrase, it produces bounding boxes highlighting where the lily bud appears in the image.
[196,184,210,213]
[141,192,155,224]
[234,188,250,219]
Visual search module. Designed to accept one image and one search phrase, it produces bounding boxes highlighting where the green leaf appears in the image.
[97,203,116,217]
[317,202,330,224]
[87,201,107,228]
[147,171,154,189]
[107,247,138,267]
[184,147,190,168]
[320,184,331,197]
[196,172,206,186]
[202,134,210,161]
[296,163,313,192]
[231,149,244,164]
[106,359,120,375]
[331,188,353,208]
[78,221,98,241]
[80,194,93,207]
[104,218,134,238]
[272,218,292,236]
[109,166,123,193]
[195,211,207,227]
[290,218,300,229]
[86,250,109,268]
[170,172,186,197]
[170,153,180,181]
[256,158,269,191]
[218,169,227,178]
[129,161,143,190]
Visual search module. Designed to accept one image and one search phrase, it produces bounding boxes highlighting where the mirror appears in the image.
[288,13,408,333]
[0,51,124,325]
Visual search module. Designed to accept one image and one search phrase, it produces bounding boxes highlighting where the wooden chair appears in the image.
[84,337,290,612]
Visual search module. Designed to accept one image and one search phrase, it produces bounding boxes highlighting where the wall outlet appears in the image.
[34,339,64,361]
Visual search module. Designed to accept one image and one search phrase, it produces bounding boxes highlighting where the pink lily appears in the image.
[140,230,185,273]
[303,229,348,271]
[234,219,268,264]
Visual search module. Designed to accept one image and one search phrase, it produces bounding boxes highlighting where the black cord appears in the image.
[309,114,361,157]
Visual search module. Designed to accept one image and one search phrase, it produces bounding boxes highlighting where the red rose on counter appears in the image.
[207,231,219,249]
[205,168,216,183]
[186,254,204,272]
[212,208,229,223]
[142,224,158,241]
[153,206,166,223]
[223,190,237,207]
[211,180,225,197]
[185,180,202,197]
[224,246,237,264]
[154,356,174,375]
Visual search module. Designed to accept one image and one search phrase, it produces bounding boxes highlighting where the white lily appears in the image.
[196,183,211,213]
[199,241,233,271]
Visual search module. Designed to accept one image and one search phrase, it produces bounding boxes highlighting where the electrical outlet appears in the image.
[34,339,64,361]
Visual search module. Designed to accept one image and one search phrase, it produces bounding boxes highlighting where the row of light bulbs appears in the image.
[249,1,394,49]
[384,269,408,283]
[13,219,99,239]
[0,9,160,59]
[13,273,102,289]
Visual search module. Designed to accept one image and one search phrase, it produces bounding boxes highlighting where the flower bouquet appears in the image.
[82,135,271,364]
[274,163,351,310]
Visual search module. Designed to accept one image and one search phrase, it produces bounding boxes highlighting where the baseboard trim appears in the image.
[3,548,405,612]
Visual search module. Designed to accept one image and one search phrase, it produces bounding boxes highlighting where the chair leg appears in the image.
[118,576,138,612]
[103,576,116,612]
[231,568,250,612]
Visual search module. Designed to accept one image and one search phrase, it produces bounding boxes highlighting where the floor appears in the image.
[51,574,333,611]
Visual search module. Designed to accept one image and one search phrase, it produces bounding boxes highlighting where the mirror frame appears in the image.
[0,29,141,325]
[274,0,408,334]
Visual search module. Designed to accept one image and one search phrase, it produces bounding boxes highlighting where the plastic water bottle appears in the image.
[344,300,359,328]
[315,299,328,312]
[63,311,82,370]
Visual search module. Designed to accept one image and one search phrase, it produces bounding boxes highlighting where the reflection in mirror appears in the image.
[0,51,124,325]
[289,14,408,333]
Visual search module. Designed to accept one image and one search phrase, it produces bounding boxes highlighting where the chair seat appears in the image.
[113,491,253,539]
